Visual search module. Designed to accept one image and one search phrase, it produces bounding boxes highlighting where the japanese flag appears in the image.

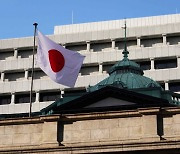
[37,31,85,87]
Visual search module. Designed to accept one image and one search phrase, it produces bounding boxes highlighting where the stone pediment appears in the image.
[85,97,135,108]
[42,86,171,115]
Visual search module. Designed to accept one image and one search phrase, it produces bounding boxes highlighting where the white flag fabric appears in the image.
[37,31,85,87]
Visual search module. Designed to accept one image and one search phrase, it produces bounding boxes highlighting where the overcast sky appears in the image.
[0,0,180,39]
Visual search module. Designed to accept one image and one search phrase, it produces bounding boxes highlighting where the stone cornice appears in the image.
[0,114,60,125]
[60,107,162,121]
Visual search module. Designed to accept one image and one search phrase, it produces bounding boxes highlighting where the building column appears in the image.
[11,92,15,104]
[150,58,155,70]
[141,114,159,141]
[177,56,180,68]
[99,62,103,73]
[36,91,40,102]
[14,48,18,59]
[137,36,141,47]
[165,81,169,90]
[1,72,4,81]
[162,34,167,45]
[42,120,59,146]
[61,90,64,98]
[86,41,90,51]
[25,69,29,79]
[111,39,116,49]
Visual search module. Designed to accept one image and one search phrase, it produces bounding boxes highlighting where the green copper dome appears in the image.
[88,58,161,92]
[88,22,162,93]
[108,58,143,75]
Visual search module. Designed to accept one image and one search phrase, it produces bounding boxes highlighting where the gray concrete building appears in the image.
[1,14,180,114]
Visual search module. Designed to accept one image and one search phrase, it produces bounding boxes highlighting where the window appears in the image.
[127,40,137,48]
[5,71,25,81]
[103,64,114,73]
[116,41,124,49]
[28,70,46,79]
[91,42,111,52]
[141,37,162,47]
[137,61,151,70]
[18,49,34,58]
[0,95,11,105]
[80,65,99,75]
[158,82,165,90]
[169,82,180,92]
[40,91,61,102]
[167,36,180,45]
[66,44,86,51]
[155,59,177,69]
[64,89,86,96]
[15,93,35,104]
[116,39,136,49]
[0,50,14,60]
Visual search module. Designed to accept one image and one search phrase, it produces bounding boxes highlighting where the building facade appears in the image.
[1,14,180,114]
[1,14,180,153]
[0,107,180,153]
[0,85,179,153]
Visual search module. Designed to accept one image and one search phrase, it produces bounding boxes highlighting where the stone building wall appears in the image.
[0,107,180,153]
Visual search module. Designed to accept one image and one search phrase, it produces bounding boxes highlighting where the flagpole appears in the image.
[29,23,38,117]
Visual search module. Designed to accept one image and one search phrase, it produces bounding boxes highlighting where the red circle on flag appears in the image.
[48,49,65,72]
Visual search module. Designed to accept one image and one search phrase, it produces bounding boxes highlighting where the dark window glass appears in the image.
[169,82,180,92]
[137,61,151,70]
[0,51,14,60]
[29,70,46,79]
[80,66,99,75]
[64,89,86,96]
[103,64,114,73]
[116,41,124,49]
[0,95,11,105]
[66,44,86,51]
[15,93,35,104]
[158,82,165,90]
[91,42,111,52]
[127,40,137,48]
[5,72,25,81]
[40,92,61,102]
[18,49,35,58]
[155,59,177,69]
[167,36,180,45]
[116,40,136,49]
[141,37,162,47]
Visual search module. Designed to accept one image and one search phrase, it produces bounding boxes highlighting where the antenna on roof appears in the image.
[72,10,74,24]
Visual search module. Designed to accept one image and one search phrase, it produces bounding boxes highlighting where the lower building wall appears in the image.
[0,107,180,153]
[62,116,146,144]
[0,115,59,150]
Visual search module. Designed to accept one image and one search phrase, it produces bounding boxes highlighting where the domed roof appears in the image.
[88,22,162,92]
[108,58,143,75]
[88,57,161,92]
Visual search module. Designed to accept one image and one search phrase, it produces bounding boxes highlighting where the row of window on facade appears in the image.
[0,89,86,105]
[159,82,180,93]
[137,58,177,70]
[0,35,180,60]
[0,58,177,82]
[1,81,180,105]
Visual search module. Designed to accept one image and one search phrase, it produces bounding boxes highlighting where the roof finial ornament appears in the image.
[122,19,129,59]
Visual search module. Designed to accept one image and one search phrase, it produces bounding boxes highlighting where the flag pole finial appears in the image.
[33,23,38,26]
